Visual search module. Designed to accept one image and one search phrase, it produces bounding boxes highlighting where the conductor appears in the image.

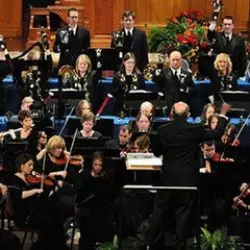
[146,101,229,249]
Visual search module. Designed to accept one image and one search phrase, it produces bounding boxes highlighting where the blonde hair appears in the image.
[75,54,92,74]
[46,135,66,152]
[27,49,41,61]
[214,53,232,74]
[75,99,92,117]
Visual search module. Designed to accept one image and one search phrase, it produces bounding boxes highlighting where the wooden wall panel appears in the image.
[0,0,23,37]
[123,0,249,33]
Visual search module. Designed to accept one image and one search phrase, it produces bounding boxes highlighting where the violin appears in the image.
[25,172,56,188]
[232,183,250,209]
[53,152,84,167]
[221,123,239,146]
[212,152,234,162]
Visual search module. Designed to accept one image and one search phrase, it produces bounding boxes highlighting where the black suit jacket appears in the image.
[210,68,238,95]
[154,68,196,114]
[111,27,149,71]
[152,116,227,186]
[208,30,246,77]
[53,25,90,68]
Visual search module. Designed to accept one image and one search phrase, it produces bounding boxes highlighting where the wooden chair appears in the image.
[27,7,51,47]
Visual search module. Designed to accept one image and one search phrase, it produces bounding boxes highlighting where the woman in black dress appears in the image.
[110,52,145,115]
[76,151,113,250]
[5,153,68,250]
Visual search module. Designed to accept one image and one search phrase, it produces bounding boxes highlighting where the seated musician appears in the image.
[209,53,238,103]
[105,125,132,151]
[20,96,34,112]
[233,182,250,214]
[200,103,217,128]
[36,135,68,180]
[73,54,98,103]
[134,112,151,132]
[75,99,92,117]
[35,131,48,159]
[2,110,38,157]
[77,112,102,139]
[133,134,151,153]
[5,153,69,250]
[140,101,153,117]
[110,52,145,115]
[75,151,113,250]
[36,135,77,219]
[200,140,234,174]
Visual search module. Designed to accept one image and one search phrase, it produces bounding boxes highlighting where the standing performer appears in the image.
[53,8,90,69]
[111,10,148,71]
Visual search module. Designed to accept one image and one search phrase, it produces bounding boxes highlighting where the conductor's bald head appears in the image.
[171,102,190,119]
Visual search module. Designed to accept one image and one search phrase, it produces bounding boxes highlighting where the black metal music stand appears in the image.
[119,185,200,250]
[82,48,120,71]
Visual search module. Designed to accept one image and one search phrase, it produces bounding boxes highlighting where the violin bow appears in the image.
[58,106,75,136]
[232,112,250,145]
[64,128,78,171]
[40,151,47,190]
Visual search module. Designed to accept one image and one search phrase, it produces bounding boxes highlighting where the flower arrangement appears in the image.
[148,10,215,63]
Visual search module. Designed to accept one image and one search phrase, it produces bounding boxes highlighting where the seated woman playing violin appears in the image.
[76,151,113,250]
[5,153,69,250]
[37,135,83,183]
[36,135,78,220]
[77,112,103,139]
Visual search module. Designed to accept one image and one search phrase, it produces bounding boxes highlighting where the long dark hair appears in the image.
[15,153,33,172]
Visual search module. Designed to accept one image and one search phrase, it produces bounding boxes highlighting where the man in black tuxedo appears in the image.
[154,51,196,115]
[111,10,148,71]
[208,16,246,77]
[53,8,90,69]
[146,102,229,249]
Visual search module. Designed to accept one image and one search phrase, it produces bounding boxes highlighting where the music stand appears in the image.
[67,117,114,138]
[117,185,200,249]
[125,90,163,116]
[82,48,120,71]
[5,140,29,173]
[64,135,103,149]
[215,90,250,115]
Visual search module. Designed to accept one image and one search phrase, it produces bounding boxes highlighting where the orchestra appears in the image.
[1,3,250,249]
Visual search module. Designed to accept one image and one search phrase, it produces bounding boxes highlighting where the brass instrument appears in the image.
[58,64,76,88]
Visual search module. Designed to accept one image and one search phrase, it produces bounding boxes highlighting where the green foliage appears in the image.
[96,235,118,250]
[200,227,244,250]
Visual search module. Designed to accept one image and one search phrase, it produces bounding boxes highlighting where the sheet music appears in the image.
[49,88,78,92]
[126,153,162,170]
[220,90,249,94]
